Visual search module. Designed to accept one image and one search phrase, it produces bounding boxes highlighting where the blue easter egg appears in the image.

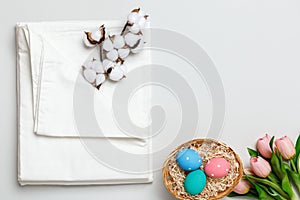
[176,148,202,171]
[184,170,207,195]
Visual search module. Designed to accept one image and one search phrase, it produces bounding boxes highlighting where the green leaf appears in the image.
[292,134,300,172]
[281,174,296,200]
[247,148,258,157]
[297,153,300,173]
[277,152,288,175]
[246,175,289,199]
[227,192,240,197]
[248,188,259,196]
[286,167,300,195]
[269,188,288,200]
[270,136,275,152]
[246,177,276,200]
[257,183,287,200]
[270,153,284,180]
[268,172,280,184]
[276,153,298,200]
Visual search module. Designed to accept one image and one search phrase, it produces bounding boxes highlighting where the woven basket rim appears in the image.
[162,138,243,200]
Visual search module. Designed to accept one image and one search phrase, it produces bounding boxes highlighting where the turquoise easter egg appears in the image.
[184,170,207,195]
[176,148,202,171]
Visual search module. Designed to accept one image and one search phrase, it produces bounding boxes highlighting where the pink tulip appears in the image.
[233,179,251,194]
[250,156,271,178]
[275,136,296,160]
[256,134,272,158]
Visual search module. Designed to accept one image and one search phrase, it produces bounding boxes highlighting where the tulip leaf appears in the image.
[248,188,259,196]
[275,153,297,199]
[270,153,284,180]
[247,148,258,157]
[268,188,288,200]
[257,183,287,200]
[277,152,286,173]
[246,175,289,199]
[281,173,297,200]
[292,134,300,172]
[268,172,280,184]
[297,153,300,173]
[269,136,275,152]
[286,167,300,195]
[246,177,276,200]
[227,192,240,197]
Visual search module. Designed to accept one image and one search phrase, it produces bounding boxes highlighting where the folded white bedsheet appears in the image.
[16,21,152,185]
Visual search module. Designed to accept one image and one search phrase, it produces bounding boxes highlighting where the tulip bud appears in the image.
[250,156,271,178]
[275,136,296,160]
[256,134,273,158]
[233,179,251,194]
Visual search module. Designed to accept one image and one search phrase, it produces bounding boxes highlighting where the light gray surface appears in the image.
[1,0,300,199]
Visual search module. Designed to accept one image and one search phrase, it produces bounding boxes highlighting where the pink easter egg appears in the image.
[204,157,230,178]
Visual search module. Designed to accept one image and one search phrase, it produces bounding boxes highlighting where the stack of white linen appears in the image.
[16,21,152,185]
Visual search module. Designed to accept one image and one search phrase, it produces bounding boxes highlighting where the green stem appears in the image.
[246,175,290,199]
[290,159,297,172]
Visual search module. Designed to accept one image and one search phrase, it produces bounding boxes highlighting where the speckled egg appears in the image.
[176,148,202,171]
[204,157,230,178]
[184,170,207,195]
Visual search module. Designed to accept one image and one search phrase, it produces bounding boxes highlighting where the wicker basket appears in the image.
[162,138,243,200]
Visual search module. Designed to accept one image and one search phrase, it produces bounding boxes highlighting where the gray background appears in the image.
[1,0,300,199]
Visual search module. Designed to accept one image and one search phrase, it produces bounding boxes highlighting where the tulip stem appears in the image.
[246,175,290,199]
[290,159,297,172]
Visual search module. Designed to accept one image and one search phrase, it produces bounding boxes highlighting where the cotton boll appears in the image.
[83,60,93,69]
[124,32,141,47]
[128,12,139,24]
[109,67,124,81]
[138,10,145,18]
[118,48,130,59]
[138,17,146,30]
[106,49,118,61]
[129,24,140,34]
[103,38,113,51]
[83,60,103,73]
[83,25,105,46]
[96,74,106,86]
[119,64,127,75]
[102,59,115,71]
[113,35,125,49]
[83,69,96,83]
[90,29,102,42]
[83,34,95,48]
[91,60,104,73]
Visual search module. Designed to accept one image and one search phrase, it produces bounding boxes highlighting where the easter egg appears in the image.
[204,157,230,178]
[176,148,202,171]
[184,170,207,195]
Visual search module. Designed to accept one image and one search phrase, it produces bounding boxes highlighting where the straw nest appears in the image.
[162,138,243,199]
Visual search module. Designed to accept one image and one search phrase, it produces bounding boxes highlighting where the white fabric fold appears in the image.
[22,21,151,137]
[17,21,152,185]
